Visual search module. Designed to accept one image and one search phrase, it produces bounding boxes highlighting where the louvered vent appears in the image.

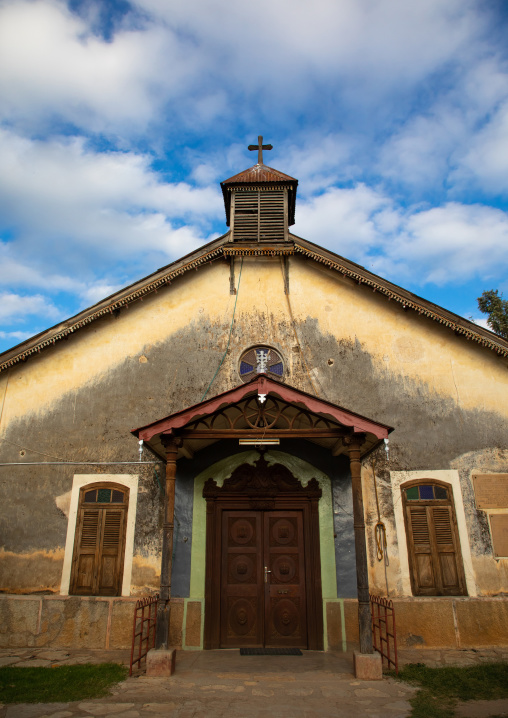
[103,511,122,548]
[410,508,430,544]
[234,190,259,241]
[80,511,99,548]
[433,507,453,545]
[233,189,286,241]
[260,190,285,240]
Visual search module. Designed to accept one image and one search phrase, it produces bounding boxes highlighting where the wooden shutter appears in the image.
[404,487,466,596]
[233,189,287,242]
[233,191,259,241]
[70,485,128,597]
[97,509,126,595]
[71,508,101,595]
[259,190,285,241]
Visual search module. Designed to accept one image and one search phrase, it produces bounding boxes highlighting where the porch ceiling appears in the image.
[132,374,393,461]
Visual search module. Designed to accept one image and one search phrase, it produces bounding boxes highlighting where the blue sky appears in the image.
[1,0,508,353]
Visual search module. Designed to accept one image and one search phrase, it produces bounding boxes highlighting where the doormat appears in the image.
[240,648,303,656]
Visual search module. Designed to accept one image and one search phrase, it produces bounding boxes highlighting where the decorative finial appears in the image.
[248,135,273,165]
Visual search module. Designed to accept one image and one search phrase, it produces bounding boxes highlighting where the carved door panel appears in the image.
[264,511,307,647]
[220,511,264,647]
[220,510,307,648]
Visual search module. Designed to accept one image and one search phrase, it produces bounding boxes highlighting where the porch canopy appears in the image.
[131,374,393,663]
[132,374,392,459]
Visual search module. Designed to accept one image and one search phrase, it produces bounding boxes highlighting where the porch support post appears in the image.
[155,436,180,649]
[345,433,374,655]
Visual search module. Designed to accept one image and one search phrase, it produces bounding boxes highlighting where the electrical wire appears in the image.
[201,258,243,401]
[0,438,163,466]
[0,461,162,466]
[0,436,71,462]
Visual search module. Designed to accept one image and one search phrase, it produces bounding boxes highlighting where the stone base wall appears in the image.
[326,598,508,651]
[2,594,507,651]
[0,595,203,650]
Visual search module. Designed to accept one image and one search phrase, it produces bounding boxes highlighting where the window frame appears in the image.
[69,481,129,597]
[401,478,468,597]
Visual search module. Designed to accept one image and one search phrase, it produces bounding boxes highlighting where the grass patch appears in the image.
[392,662,508,718]
[0,662,128,704]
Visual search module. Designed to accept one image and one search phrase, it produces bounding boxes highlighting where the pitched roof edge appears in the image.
[292,236,508,358]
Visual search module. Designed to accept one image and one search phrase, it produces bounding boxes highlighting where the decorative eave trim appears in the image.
[223,245,294,257]
[293,240,508,359]
[233,184,293,191]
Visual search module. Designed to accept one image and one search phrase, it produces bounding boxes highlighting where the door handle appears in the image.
[264,566,272,583]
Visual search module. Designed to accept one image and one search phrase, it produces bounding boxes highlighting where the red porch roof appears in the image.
[132,374,393,461]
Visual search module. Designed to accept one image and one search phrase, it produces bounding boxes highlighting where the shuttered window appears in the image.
[70,483,129,597]
[402,481,467,596]
[232,189,287,242]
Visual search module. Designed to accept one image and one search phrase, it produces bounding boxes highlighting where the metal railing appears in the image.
[370,594,398,674]
[129,594,158,675]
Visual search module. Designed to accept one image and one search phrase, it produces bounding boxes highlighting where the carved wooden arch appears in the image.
[203,452,322,508]
[203,452,324,650]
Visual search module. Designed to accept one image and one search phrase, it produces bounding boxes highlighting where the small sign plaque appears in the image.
[473,474,508,509]
[490,515,508,558]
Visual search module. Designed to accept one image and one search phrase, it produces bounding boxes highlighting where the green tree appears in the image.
[477,290,508,339]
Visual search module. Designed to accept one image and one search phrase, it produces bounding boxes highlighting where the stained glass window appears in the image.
[419,485,434,500]
[97,489,112,503]
[434,485,448,499]
[239,346,284,383]
[405,484,449,500]
[83,487,126,504]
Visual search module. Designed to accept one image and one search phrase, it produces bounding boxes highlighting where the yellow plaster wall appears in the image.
[287,256,508,417]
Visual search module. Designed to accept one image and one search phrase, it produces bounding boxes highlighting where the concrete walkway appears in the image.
[1,647,507,718]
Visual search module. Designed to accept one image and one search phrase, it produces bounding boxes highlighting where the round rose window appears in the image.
[239,346,284,383]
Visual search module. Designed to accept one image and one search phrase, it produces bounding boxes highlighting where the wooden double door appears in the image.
[220,510,307,648]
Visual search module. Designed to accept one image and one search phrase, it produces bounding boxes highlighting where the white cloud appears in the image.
[470,316,490,330]
[0,292,61,324]
[386,204,508,285]
[294,185,508,286]
[0,129,222,279]
[294,184,393,254]
[282,134,360,195]
[0,0,493,141]
[137,0,479,96]
[0,330,33,342]
[377,110,468,190]
[0,0,204,134]
[77,282,124,306]
[454,100,508,193]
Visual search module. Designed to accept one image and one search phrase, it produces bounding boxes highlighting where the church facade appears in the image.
[1,143,508,657]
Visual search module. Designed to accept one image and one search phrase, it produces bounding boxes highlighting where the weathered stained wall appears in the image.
[1,254,507,600]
